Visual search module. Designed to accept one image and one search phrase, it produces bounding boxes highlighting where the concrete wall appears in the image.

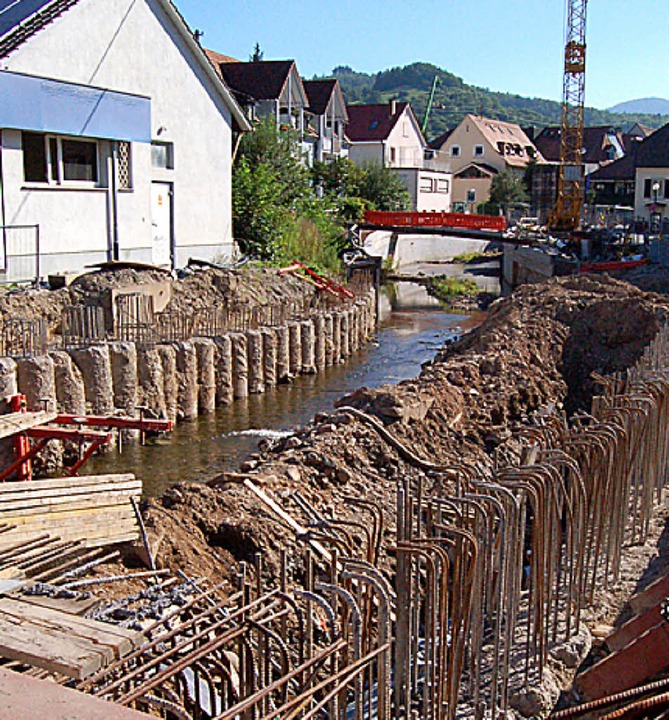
[503,245,556,289]
[1,0,235,275]
[9,290,378,438]
[363,230,493,267]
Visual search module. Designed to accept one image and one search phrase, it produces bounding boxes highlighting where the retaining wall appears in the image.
[7,290,378,428]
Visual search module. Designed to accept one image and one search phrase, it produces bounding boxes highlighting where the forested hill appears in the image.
[324,63,669,142]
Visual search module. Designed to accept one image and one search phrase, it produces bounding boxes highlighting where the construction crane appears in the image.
[421,75,440,136]
[548,0,588,232]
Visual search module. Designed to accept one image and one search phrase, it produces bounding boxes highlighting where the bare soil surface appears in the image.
[0,265,324,338]
[134,273,669,604]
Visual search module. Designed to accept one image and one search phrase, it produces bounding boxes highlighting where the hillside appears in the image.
[324,63,669,142]
[609,97,669,115]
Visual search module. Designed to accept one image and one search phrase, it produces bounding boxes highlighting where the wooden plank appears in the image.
[0,492,141,516]
[13,593,101,617]
[0,482,142,504]
[0,474,138,497]
[0,412,58,440]
[0,667,154,719]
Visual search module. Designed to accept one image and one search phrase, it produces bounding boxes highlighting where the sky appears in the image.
[176,0,668,110]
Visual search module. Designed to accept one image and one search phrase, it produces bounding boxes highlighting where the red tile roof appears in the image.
[303,79,336,115]
[535,125,625,165]
[636,124,669,168]
[346,102,410,141]
[217,60,295,101]
[204,48,239,67]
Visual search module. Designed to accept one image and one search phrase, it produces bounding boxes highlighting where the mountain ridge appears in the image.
[608,97,669,115]
[319,62,669,142]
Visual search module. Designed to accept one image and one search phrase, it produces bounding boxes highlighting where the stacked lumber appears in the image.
[0,474,141,550]
[0,597,143,679]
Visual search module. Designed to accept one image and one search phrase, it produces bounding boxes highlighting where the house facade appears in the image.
[431,114,541,211]
[347,101,452,212]
[213,58,312,159]
[634,123,669,233]
[0,0,250,280]
[302,79,348,164]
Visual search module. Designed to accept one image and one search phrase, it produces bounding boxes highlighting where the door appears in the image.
[151,182,172,267]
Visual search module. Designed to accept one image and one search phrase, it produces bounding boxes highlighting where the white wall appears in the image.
[635,168,669,224]
[2,0,235,274]
[385,109,424,168]
[394,169,452,212]
[348,142,384,166]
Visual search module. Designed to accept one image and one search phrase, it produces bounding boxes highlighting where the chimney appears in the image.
[389,99,397,116]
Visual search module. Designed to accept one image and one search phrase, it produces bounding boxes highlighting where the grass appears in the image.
[450,250,500,264]
[430,277,479,302]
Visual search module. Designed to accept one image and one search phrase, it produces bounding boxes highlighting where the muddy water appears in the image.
[88,282,486,496]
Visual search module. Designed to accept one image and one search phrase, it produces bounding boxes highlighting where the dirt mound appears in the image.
[0,266,320,340]
[133,274,669,593]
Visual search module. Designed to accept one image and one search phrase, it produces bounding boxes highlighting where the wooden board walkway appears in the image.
[0,474,142,550]
[0,667,152,718]
[0,597,144,679]
[0,412,57,440]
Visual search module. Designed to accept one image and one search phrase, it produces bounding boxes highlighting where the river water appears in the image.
[88,277,491,496]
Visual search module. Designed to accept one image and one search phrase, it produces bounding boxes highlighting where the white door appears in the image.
[151,182,172,267]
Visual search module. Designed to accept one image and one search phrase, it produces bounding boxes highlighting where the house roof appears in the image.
[216,60,298,102]
[589,151,637,181]
[204,48,239,66]
[346,102,417,142]
[0,0,80,57]
[0,0,252,131]
[303,79,336,115]
[428,128,454,149]
[464,114,542,167]
[453,162,499,178]
[635,123,669,168]
[535,125,625,165]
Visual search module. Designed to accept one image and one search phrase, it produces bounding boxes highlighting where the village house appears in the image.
[0,0,250,280]
[429,114,542,212]
[634,123,669,234]
[209,56,313,160]
[302,79,348,164]
[346,101,452,212]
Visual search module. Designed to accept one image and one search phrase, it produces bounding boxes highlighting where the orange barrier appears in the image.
[363,210,507,232]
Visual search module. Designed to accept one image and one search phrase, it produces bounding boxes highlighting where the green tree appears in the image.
[249,43,264,62]
[233,118,346,272]
[488,169,528,215]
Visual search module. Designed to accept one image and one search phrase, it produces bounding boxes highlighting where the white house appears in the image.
[302,79,348,164]
[346,101,452,212]
[634,123,669,233]
[0,0,250,280]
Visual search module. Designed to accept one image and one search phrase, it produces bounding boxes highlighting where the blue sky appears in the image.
[176,1,668,110]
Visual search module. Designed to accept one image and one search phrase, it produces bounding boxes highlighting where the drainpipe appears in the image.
[0,134,6,269]
[106,141,119,261]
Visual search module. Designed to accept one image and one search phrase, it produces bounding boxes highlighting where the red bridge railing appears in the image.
[363,210,507,232]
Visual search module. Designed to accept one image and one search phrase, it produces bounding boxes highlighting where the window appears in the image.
[665,180,669,200]
[402,122,409,138]
[420,177,434,193]
[151,141,174,170]
[22,132,99,185]
[22,132,47,182]
[389,147,396,163]
[644,179,652,198]
[466,189,476,203]
[61,139,98,182]
[436,178,449,194]
[474,145,484,157]
[117,142,132,190]
[450,145,460,158]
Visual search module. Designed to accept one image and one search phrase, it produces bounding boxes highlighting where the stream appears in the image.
[88,273,493,496]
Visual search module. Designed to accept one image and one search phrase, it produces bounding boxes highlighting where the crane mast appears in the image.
[549,0,588,232]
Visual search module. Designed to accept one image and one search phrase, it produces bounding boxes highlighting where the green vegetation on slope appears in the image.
[325,63,669,142]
